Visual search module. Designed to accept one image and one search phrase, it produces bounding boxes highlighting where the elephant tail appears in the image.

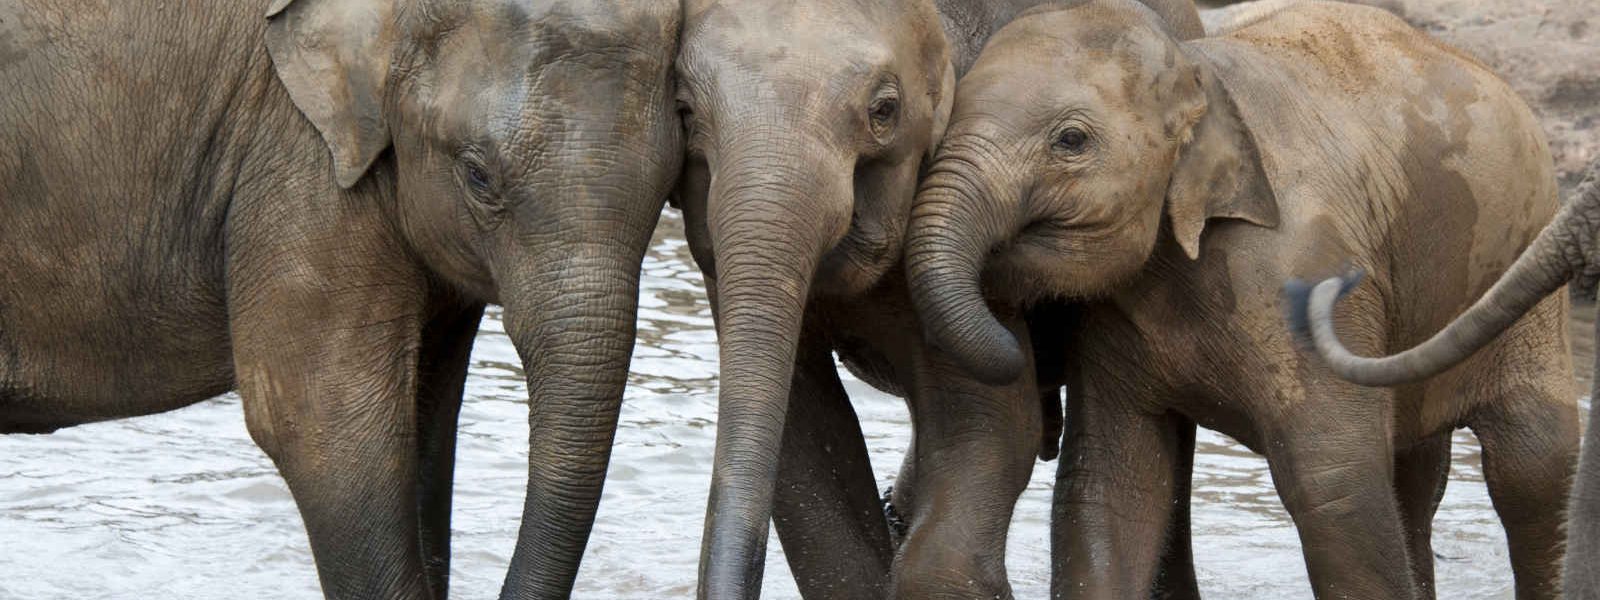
[1285,162,1600,387]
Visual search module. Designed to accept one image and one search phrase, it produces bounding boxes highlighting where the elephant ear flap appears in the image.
[926,59,956,163]
[265,0,399,189]
[1164,63,1279,260]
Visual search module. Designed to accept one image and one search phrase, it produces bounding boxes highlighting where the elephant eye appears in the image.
[867,88,900,140]
[1053,126,1090,155]
[869,97,899,125]
[457,153,497,200]
[465,163,493,194]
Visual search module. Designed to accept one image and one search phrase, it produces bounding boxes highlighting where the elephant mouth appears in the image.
[1013,218,1077,252]
[815,227,898,297]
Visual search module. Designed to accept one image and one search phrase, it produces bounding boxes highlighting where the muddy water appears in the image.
[0,212,1588,598]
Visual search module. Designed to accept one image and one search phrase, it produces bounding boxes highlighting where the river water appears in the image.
[0,211,1587,599]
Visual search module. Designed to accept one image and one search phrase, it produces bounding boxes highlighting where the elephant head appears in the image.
[265,0,682,595]
[905,0,1278,383]
[1285,159,1600,386]
[670,0,955,595]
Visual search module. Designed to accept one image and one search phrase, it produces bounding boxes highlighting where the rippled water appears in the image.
[0,211,1588,598]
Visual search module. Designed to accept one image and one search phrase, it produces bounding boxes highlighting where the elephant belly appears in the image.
[0,286,236,432]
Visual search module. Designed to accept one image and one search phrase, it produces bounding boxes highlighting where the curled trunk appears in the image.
[498,239,652,599]
[1286,166,1600,386]
[904,164,1024,385]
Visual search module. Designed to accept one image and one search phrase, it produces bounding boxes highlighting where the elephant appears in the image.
[902,0,1579,598]
[1289,159,1600,597]
[668,0,1204,597]
[0,0,681,598]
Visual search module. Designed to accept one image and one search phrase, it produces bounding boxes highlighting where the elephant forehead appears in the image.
[681,1,895,73]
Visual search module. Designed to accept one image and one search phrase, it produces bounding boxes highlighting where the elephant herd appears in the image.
[1,0,1595,597]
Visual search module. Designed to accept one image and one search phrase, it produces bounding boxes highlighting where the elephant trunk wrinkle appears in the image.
[906,169,1025,385]
[497,249,643,600]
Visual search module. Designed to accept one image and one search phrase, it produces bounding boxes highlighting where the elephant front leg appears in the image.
[1151,415,1199,600]
[891,334,1040,600]
[231,271,432,600]
[771,330,894,599]
[415,304,485,599]
[1052,386,1184,600]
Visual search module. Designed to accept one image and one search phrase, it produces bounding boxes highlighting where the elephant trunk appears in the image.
[697,138,851,600]
[497,234,653,599]
[904,160,1025,385]
[1286,164,1600,386]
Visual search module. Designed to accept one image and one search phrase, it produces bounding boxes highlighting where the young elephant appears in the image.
[0,0,680,598]
[904,1,1577,598]
[670,0,1206,596]
[1291,160,1600,597]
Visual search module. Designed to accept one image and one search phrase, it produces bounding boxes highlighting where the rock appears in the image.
[1201,0,1600,194]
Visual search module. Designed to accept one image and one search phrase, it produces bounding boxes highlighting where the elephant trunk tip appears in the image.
[932,316,1026,386]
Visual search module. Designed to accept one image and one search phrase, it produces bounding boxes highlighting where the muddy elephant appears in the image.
[0,0,680,598]
[669,0,1204,597]
[1290,160,1600,597]
[903,1,1578,598]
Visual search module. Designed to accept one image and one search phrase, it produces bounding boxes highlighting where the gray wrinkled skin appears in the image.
[668,0,1206,598]
[905,1,1578,598]
[0,1,681,598]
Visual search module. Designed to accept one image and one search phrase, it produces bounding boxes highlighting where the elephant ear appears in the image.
[1164,61,1279,260]
[926,59,956,163]
[265,0,399,189]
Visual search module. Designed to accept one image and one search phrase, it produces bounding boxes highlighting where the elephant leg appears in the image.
[1394,432,1452,600]
[1468,377,1578,600]
[1565,392,1600,597]
[233,287,431,600]
[415,304,485,599]
[892,335,1040,600]
[1264,390,1415,600]
[1052,385,1181,599]
[772,329,893,599]
[1151,415,1199,600]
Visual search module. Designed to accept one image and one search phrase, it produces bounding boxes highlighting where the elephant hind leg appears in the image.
[1464,365,1579,598]
[1394,432,1452,600]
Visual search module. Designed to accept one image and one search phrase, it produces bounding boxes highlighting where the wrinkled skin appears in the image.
[906,1,1578,598]
[1290,161,1600,598]
[670,0,1204,598]
[0,1,681,598]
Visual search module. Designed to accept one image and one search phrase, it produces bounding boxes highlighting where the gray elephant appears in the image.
[1290,160,1600,598]
[903,1,1578,598]
[0,0,680,598]
[667,0,1204,597]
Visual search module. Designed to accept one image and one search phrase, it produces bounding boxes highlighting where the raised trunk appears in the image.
[1286,168,1600,386]
[696,139,850,600]
[497,238,651,599]
[904,165,1024,384]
